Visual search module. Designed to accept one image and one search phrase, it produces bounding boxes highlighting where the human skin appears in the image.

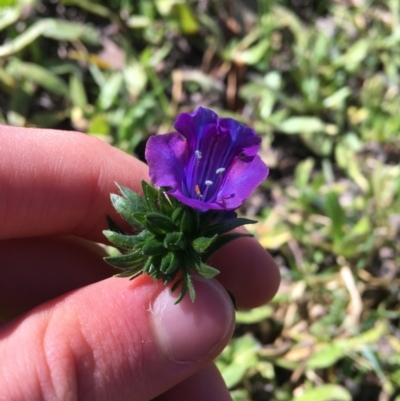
[0,126,280,401]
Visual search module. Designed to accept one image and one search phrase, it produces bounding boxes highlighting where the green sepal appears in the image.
[103,230,144,249]
[110,194,144,230]
[171,205,185,224]
[180,207,199,235]
[142,236,166,256]
[163,232,186,250]
[104,250,144,268]
[145,212,176,233]
[186,270,196,302]
[116,183,147,212]
[202,233,253,261]
[160,252,174,273]
[142,180,159,212]
[196,262,220,278]
[164,253,180,275]
[114,267,143,278]
[192,234,218,253]
[157,188,174,215]
[202,217,257,237]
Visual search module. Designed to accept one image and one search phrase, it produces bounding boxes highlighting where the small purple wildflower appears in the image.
[145,107,269,211]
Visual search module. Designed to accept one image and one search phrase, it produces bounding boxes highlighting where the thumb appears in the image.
[0,275,235,401]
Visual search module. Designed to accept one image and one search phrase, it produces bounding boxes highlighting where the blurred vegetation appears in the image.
[1,0,400,400]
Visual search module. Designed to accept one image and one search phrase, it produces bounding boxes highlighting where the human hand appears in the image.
[0,126,280,401]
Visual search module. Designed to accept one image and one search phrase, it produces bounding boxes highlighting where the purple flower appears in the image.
[145,107,269,211]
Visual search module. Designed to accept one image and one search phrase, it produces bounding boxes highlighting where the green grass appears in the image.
[1,0,399,399]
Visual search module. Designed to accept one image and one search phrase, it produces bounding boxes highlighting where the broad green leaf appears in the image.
[336,39,369,72]
[69,74,88,109]
[0,19,99,57]
[217,336,259,389]
[324,191,345,245]
[306,342,347,369]
[98,73,123,110]
[236,305,273,324]
[10,60,68,96]
[293,385,351,401]
[88,114,109,136]
[176,3,199,34]
[278,116,325,134]
[234,40,270,65]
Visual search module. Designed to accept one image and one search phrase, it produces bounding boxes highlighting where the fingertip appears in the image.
[209,235,280,309]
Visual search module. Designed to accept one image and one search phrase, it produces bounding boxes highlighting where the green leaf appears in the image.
[146,212,176,233]
[202,233,253,261]
[69,74,88,109]
[236,305,273,324]
[116,183,147,212]
[164,253,180,275]
[103,230,145,249]
[192,235,218,253]
[104,250,144,268]
[110,194,144,229]
[10,60,69,96]
[324,191,345,246]
[142,181,158,212]
[293,385,351,401]
[0,18,100,57]
[186,270,196,301]
[202,218,256,237]
[98,73,123,111]
[277,116,325,134]
[142,236,165,256]
[163,232,186,250]
[180,207,200,235]
[197,262,220,279]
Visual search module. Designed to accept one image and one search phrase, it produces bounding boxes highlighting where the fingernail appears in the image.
[150,277,234,363]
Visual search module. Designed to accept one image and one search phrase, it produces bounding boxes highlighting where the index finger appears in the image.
[0,125,149,242]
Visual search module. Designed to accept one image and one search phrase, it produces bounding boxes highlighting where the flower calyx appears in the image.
[103,181,255,303]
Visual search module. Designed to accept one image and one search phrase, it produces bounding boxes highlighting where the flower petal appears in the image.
[174,107,218,149]
[145,133,188,189]
[216,155,269,210]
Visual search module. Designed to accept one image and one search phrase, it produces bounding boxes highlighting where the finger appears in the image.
[209,234,280,309]
[0,275,235,401]
[154,363,232,401]
[0,125,149,242]
[0,232,279,320]
[0,237,115,321]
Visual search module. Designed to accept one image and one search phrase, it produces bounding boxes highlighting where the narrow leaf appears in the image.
[197,262,220,279]
[111,194,144,229]
[142,237,165,256]
[103,230,143,249]
[146,212,176,233]
[202,217,257,237]
[202,233,253,260]
[104,250,144,268]
[141,181,158,212]
[116,183,147,212]
[192,235,218,253]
